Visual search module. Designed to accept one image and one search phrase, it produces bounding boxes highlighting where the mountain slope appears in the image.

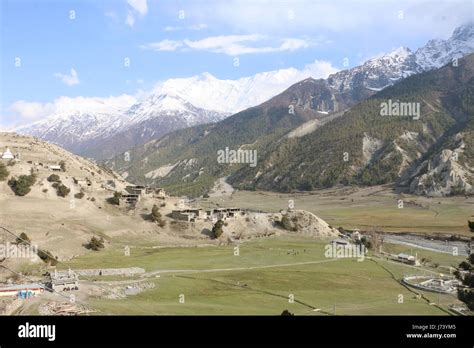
[105,77,352,196]
[230,54,474,196]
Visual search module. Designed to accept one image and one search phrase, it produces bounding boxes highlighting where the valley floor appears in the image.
[1,187,471,316]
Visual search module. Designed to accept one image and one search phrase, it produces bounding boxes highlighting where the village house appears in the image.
[125,185,167,199]
[397,253,418,265]
[206,208,246,221]
[171,207,246,222]
[171,209,206,222]
[48,270,79,292]
[120,193,140,206]
[73,177,91,187]
[49,165,62,172]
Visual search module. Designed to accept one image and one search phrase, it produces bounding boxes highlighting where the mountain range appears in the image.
[14,24,474,161]
[105,34,474,197]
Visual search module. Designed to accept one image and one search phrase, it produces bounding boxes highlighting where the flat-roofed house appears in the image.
[397,253,416,265]
[49,165,62,172]
[48,270,79,292]
[171,209,205,222]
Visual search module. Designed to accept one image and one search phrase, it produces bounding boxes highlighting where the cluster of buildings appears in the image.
[171,207,246,222]
[0,269,80,300]
[119,185,167,207]
[26,161,63,172]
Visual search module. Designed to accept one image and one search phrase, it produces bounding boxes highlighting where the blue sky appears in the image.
[1,0,473,127]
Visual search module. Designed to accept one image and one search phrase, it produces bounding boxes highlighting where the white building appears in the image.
[1,148,14,159]
[49,165,61,171]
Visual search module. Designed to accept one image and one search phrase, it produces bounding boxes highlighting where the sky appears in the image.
[0,0,473,128]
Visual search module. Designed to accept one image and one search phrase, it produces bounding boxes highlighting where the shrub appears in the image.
[279,214,297,231]
[459,261,472,271]
[59,160,66,172]
[359,236,373,250]
[74,191,85,199]
[47,174,61,183]
[456,252,474,310]
[85,236,105,251]
[37,249,58,266]
[16,232,31,245]
[211,219,224,239]
[458,289,474,310]
[8,174,36,196]
[107,191,121,205]
[0,162,9,181]
[149,204,164,225]
[42,188,48,193]
[91,197,96,202]
[56,184,70,197]
[469,217,474,232]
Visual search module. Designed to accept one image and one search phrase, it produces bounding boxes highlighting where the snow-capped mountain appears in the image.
[14,66,330,159]
[415,24,474,70]
[16,93,228,160]
[328,23,474,93]
[150,67,335,114]
[328,46,419,92]
[13,96,136,155]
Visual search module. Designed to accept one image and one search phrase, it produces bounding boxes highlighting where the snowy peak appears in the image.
[328,47,418,92]
[150,66,328,114]
[452,22,474,41]
[329,23,474,93]
[415,22,474,70]
[125,93,227,126]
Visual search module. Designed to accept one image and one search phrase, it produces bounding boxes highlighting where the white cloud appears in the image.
[301,60,339,79]
[9,95,137,127]
[182,0,473,39]
[125,13,135,27]
[141,35,314,55]
[164,24,208,32]
[54,68,80,86]
[127,0,148,16]
[125,0,147,27]
[8,101,55,121]
[141,39,183,51]
[105,11,118,20]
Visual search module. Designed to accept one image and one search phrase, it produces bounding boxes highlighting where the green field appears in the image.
[59,236,464,315]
